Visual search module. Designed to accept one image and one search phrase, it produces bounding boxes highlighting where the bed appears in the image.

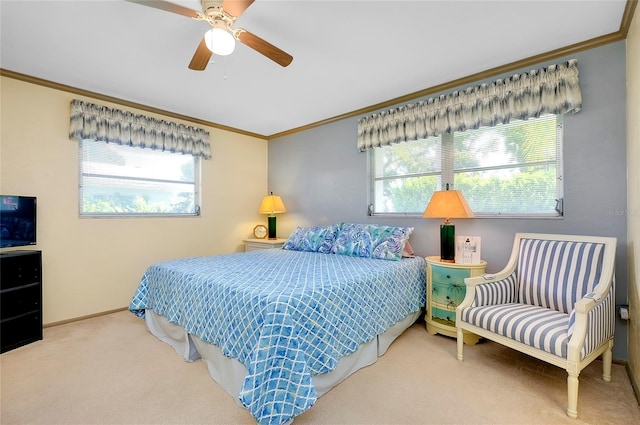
[129,223,426,424]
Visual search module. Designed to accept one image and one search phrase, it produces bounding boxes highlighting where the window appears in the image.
[79,140,200,216]
[370,114,563,217]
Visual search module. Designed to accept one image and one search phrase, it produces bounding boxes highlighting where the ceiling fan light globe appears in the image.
[204,28,235,56]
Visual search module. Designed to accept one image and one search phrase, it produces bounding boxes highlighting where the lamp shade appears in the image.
[258,194,287,215]
[423,188,473,263]
[423,189,474,220]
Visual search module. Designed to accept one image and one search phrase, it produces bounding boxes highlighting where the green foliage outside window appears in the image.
[372,115,561,216]
[79,140,199,216]
[82,192,194,215]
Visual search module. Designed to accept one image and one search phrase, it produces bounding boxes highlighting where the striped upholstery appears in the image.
[470,273,517,307]
[517,238,605,314]
[457,233,616,418]
[462,303,571,358]
[461,237,614,360]
[581,283,615,354]
[462,293,615,361]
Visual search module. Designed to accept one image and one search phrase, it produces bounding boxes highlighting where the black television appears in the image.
[0,195,37,248]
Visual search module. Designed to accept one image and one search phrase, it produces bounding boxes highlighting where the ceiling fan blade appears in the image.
[188,37,213,71]
[222,0,255,18]
[125,0,199,19]
[235,29,293,67]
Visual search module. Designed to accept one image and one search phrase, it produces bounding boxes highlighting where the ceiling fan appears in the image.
[126,0,293,70]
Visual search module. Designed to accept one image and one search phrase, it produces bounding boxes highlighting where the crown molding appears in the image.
[0,68,268,140]
[621,0,639,37]
[2,1,636,141]
[269,1,637,140]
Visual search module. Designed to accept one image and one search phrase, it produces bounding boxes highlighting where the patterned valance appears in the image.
[69,100,212,159]
[357,59,582,151]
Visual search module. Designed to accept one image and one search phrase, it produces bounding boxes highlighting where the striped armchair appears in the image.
[456,233,617,419]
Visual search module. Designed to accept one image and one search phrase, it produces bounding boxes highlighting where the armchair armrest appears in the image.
[574,292,600,312]
[457,271,518,314]
[567,277,615,361]
[458,232,523,313]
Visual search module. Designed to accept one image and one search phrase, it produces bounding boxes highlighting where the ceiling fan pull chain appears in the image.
[223,56,228,80]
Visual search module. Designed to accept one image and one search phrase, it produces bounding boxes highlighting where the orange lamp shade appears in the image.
[423,189,474,221]
[423,188,473,263]
[258,194,287,215]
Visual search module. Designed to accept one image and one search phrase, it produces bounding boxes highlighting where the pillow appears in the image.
[282,224,340,253]
[402,240,415,258]
[331,223,414,261]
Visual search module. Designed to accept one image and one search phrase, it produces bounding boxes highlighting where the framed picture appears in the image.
[455,236,481,264]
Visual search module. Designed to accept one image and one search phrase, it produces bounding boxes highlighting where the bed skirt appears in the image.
[144,309,420,406]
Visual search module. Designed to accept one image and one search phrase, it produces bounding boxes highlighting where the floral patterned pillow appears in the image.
[282,224,340,253]
[331,223,414,261]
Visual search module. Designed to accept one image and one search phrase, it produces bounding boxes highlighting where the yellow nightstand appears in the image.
[425,256,486,345]
[243,238,287,252]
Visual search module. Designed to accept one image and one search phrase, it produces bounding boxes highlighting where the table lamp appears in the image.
[423,185,474,263]
[258,192,287,239]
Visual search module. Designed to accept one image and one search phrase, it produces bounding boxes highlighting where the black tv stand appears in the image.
[1,250,42,353]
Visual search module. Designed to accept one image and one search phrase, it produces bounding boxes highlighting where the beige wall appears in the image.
[627,5,640,398]
[0,77,268,324]
[627,4,640,397]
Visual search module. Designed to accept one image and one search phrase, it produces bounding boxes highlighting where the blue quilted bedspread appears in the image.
[129,249,425,424]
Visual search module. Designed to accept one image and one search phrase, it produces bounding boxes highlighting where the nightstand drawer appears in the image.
[431,280,466,306]
[431,265,469,284]
[431,305,457,326]
[243,238,287,251]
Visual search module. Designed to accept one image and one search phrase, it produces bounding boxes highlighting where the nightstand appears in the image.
[243,238,287,252]
[425,256,486,345]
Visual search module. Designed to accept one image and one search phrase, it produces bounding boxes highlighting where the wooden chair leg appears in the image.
[456,328,464,361]
[567,371,579,419]
[602,339,613,382]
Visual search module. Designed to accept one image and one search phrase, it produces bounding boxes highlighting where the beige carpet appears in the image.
[1,311,638,425]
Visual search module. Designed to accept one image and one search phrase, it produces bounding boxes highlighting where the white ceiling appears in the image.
[0,0,629,138]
